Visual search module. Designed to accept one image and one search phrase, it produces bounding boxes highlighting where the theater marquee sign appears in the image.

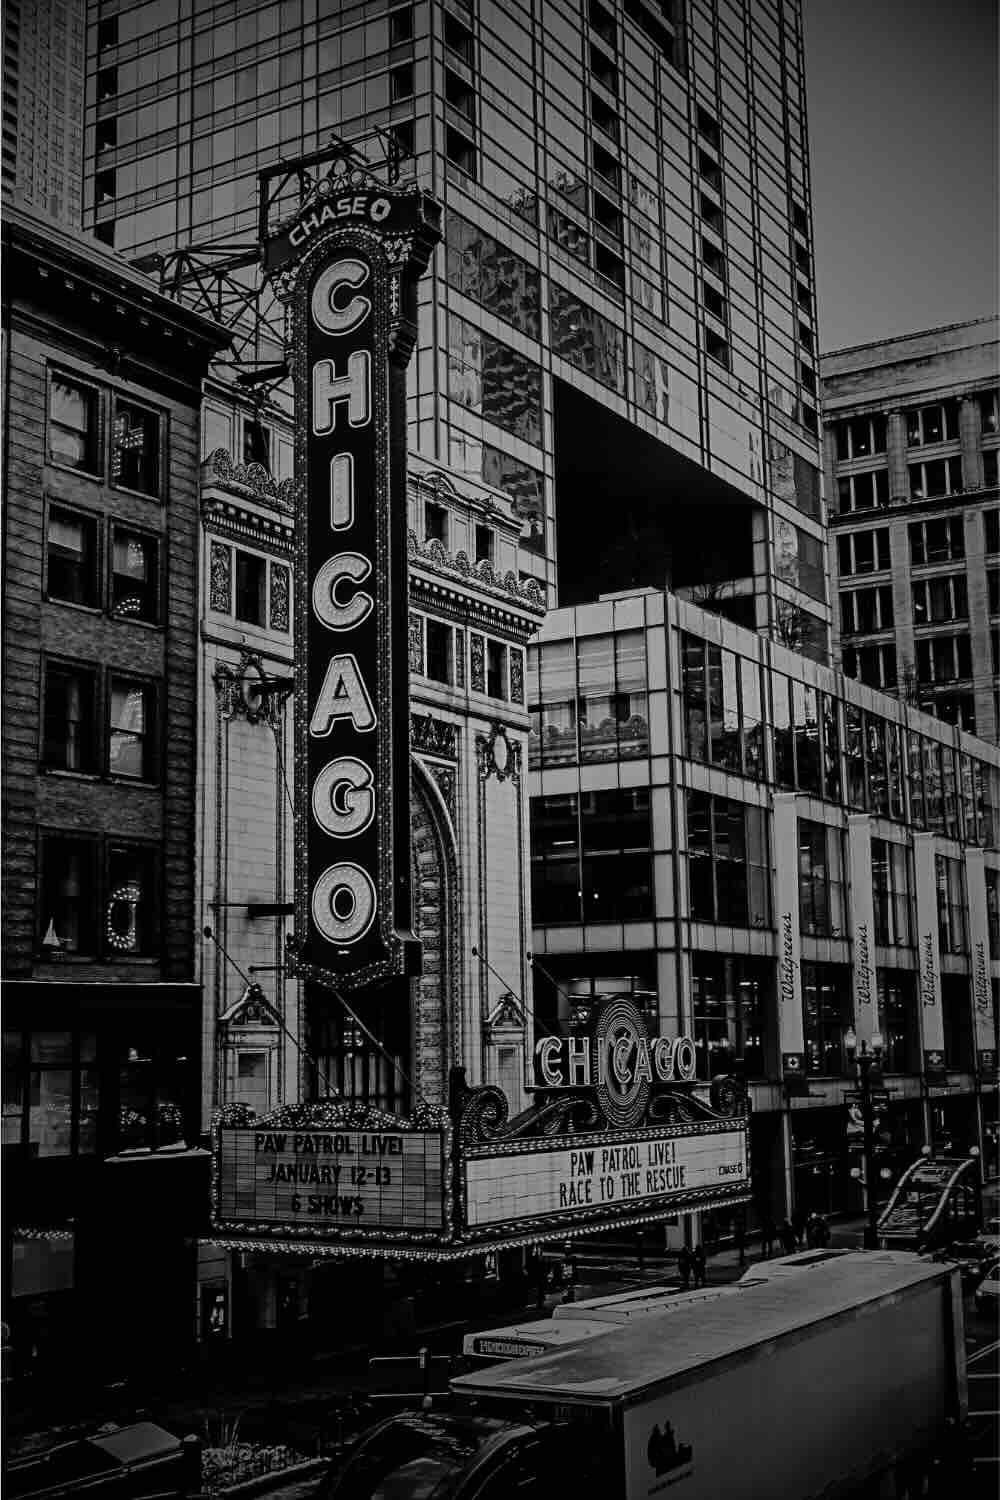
[211,998,750,1257]
[275,171,441,991]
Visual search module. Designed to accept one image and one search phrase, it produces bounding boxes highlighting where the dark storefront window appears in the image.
[116,1032,192,1153]
[686,791,770,928]
[802,963,852,1076]
[942,975,974,1072]
[691,954,769,1079]
[2,1031,100,1158]
[877,971,920,1073]
[793,1110,849,1216]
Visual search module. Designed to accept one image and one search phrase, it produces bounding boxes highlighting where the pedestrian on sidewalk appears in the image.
[733,1220,746,1268]
[779,1218,798,1255]
[677,1245,693,1290]
[791,1207,808,1248]
[760,1216,776,1259]
[692,1244,707,1288]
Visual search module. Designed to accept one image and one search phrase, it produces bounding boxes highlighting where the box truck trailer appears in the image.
[324,1252,966,1500]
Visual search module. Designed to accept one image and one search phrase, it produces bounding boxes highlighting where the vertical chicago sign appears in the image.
[272,174,441,991]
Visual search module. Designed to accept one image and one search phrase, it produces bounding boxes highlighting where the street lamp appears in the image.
[845,1025,884,1250]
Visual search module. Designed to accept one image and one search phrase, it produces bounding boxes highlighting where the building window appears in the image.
[979,390,1000,436]
[97,66,118,102]
[43,662,97,774]
[111,399,161,497]
[985,449,999,488]
[443,213,541,339]
[4,1031,100,1158]
[872,839,911,947]
[105,843,159,956]
[774,520,826,602]
[445,125,476,177]
[111,527,159,622]
[908,456,962,500]
[798,820,846,938]
[108,678,156,781]
[475,524,494,564]
[987,867,1000,960]
[424,502,447,546]
[242,417,270,467]
[877,972,919,1074]
[841,642,897,690]
[905,400,959,446]
[835,469,889,513]
[691,954,768,1081]
[909,516,965,565]
[686,791,770,929]
[234,550,267,626]
[549,283,625,394]
[486,640,507,699]
[530,790,652,926]
[447,313,543,445]
[802,963,852,1076]
[840,585,893,636]
[985,509,1000,555]
[47,504,100,606]
[97,15,119,48]
[915,633,972,685]
[48,373,100,473]
[942,975,974,1072]
[424,619,452,685]
[390,63,414,101]
[38,834,98,955]
[837,528,890,577]
[834,414,888,462]
[912,572,968,625]
[936,855,967,955]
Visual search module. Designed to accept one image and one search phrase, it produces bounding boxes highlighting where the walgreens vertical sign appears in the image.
[278,179,440,991]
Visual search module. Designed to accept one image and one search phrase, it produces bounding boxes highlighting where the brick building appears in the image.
[1,205,227,1376]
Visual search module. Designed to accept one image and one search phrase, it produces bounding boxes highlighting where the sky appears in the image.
[802,0,999,354]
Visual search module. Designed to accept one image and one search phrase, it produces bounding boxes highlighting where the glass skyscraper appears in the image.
[85,0,828,641]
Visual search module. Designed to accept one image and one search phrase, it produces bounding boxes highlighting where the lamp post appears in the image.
[845,1025,884,1250]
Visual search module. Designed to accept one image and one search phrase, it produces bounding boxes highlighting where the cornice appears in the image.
[407,530,545,618]
[202,494,294,552]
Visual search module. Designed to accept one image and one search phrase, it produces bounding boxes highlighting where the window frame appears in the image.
[105,838,162,959]
[106,672,160,784]
[110,393,165,500]
[47,368,103,479]
[36,829,101,959]
[233,547,269,628]
[109,520,161,626]
[45,499,103,610]
[41,655,100,777]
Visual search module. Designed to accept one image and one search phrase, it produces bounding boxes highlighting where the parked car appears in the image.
[5,1422,200,1499]
[973,1261,1000,1314]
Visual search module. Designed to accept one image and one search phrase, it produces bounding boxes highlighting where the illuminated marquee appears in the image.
[278,177,441,990]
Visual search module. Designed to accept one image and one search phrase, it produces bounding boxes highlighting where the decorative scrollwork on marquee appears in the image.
[410,713,457,759]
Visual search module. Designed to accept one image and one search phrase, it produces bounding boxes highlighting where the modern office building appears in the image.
[822,318,1000,743]
[528,589,1000,1234]
[84,0,830,652]
[1,205,228,1377]
[3,0,86,225]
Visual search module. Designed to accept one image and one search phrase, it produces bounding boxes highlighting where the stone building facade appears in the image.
[823,318,1000,744]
